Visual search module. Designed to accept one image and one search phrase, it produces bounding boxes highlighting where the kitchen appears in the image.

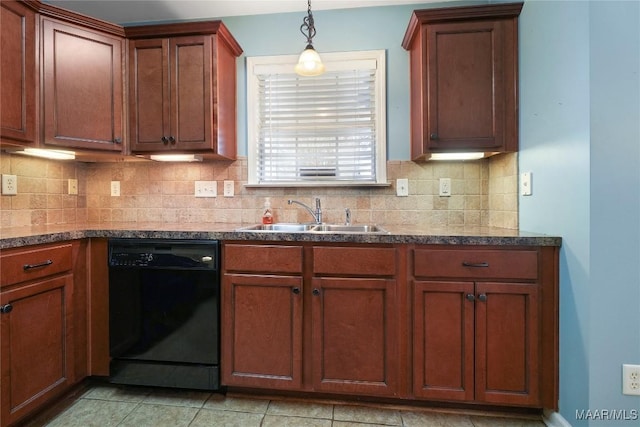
[0,1,638,427]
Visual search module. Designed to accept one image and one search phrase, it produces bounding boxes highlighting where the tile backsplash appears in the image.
[1,153,518,229]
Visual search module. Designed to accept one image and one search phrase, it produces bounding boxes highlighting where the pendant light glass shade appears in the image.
[295,44,325,76]
[295,0,324,76]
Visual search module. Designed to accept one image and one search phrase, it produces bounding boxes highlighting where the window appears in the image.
[247,50,387,186]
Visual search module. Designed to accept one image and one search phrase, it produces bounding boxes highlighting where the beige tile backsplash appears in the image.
[0,153,518,229]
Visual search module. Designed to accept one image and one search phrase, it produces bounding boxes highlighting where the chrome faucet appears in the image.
[288,198,322,224]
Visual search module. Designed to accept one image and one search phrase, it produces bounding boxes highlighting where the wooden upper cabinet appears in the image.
[0,1,37,146]
[402,3,523,161]
[126,22,243,159]
[41,17,125,151]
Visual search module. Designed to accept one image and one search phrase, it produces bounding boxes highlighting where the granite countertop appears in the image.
[0,222,562,250]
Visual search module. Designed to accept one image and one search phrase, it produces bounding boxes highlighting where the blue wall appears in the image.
[519,1,640,426]
[223,2,640,425]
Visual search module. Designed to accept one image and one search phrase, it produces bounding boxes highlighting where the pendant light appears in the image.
[294,0,325,76]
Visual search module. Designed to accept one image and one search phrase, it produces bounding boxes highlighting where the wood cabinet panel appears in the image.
[413,281,474,401]
[0,243,72,288]
[311,277,398,396]
[413,248,538,280]
[312,246,396,277]
[224,244,303,274]
[0,1,37,145]
[42,18,124,151]
[221,274,303,390]
[402,3,522,160]
[0,275,74,426]
[475,282,539,406]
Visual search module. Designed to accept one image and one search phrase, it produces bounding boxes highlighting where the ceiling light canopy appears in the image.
[294,0,325,77]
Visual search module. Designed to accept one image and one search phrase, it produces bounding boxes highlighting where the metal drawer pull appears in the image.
[478,294,487,302]
[465,293,475,302]
[292,287,300,294]
[23,260,53,270]
[0,304,13,314]
[462,261,489,268]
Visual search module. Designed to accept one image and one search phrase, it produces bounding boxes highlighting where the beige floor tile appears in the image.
[189,408,264,427]
[469,415,546,427]
[46,399,138,427]
[118,403,198,427]
[203,395,270,413]
[402,411,474,427]
[267,400,334,419]
[82,384,151,402]
[141,388,211,408]
[263,414,332,427]
[333,422,393,427]
[333,405,402,426]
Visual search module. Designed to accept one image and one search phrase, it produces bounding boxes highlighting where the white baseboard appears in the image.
[543,410,573,427]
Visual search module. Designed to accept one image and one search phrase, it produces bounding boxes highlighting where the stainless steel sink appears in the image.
[236,223,317,232]
[235,223,388,234]
[311,224,388,233]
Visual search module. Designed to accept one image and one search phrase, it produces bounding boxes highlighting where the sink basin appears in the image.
[311,224,388,233]
[236,223,317,232]
[235,223,388,234]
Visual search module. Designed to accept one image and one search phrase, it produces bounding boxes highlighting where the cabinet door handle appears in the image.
[169,136,176,144]
[466,293,475,302]
[312,288,320,296]
[462,261,489,268]
[478,294,487,302]
[430,133,438,140]
[23,260,53,270]
[114,137,122,144]
[292,287,300,294]
[161,136,169,144]
[0,304,13,314]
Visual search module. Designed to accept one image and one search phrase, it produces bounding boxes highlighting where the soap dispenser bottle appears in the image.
[262,198,274,224]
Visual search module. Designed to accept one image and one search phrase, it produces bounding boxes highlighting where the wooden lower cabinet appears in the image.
[222,274,303,390]
[0,242,77,427]
[413,280,540,406]
[311,277,398,396]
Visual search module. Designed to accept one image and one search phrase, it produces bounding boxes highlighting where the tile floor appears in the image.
[30,383,548,427]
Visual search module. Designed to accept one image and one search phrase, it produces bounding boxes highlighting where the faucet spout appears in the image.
[288,198,322,224]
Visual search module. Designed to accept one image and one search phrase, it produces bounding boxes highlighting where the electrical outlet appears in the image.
[223,180,234,197]
[439,178,451,197]
[396,178,409,197]
[68,179,78,195]
[111,181,120,197]
[623,364,640,395]
[1,174,17,195]
[195,181,217,198]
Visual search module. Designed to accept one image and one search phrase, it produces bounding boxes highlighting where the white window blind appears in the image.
[247,51,387,186]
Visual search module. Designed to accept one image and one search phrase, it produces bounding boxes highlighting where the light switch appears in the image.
[396,178,409,197]
[520,172,532,196]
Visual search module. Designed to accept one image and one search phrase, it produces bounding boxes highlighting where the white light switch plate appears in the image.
[396,178,409,197]
[195,181,217,198]
[111,181,120,197]
[520,172,532,196]
[439,178,451,197]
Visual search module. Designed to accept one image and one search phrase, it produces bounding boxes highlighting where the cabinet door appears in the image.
[221,274,303,390]
[0,275,74,426]
[0,1,37,145]
[475,282,540,406]
[129,38,170,151]
[42,19,124,151]
[311,277,398,396]
[424,19,515,152]
[171,35,213,151]
[413,281,474,401]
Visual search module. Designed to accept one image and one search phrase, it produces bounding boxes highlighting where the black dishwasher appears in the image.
[108,239,220,391]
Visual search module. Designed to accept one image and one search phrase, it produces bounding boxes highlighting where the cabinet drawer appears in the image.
[224,244,303,274]
[413,248,538,280]
[1,243,73,287]
[313,246,396,277]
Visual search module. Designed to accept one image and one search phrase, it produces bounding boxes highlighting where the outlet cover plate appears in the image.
[110,181,120,197]
[68,179,78,195]
[439,178,451,197]
[1,174,17,195]
[223,180,234,197]
[396,178,409,197]
[195,181,217,198]
[623,364,640,395]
